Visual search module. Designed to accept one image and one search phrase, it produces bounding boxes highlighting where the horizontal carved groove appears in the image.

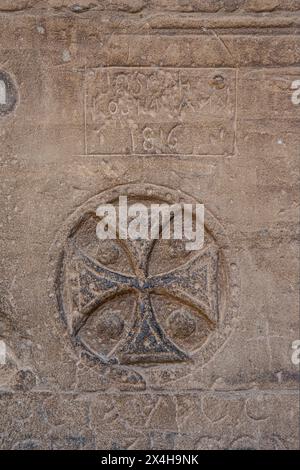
[148,14,300,30]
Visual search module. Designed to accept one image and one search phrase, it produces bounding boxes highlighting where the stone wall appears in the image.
[0,0,299,450]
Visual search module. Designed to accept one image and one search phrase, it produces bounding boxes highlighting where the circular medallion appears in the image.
[52,184,240,370]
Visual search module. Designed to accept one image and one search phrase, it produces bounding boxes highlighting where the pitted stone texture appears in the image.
[0,0,299,450]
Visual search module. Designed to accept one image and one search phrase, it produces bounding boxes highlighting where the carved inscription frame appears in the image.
[78,67,237,158]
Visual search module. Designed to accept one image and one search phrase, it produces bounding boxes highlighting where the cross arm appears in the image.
[146,248,219,325]
[72,249,138,315]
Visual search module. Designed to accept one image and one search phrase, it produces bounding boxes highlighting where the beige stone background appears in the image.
[0,0,299,450]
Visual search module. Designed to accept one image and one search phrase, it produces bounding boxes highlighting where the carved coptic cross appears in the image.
[67,237,218,365]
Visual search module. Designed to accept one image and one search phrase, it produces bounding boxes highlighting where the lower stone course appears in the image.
[0,391,298,449]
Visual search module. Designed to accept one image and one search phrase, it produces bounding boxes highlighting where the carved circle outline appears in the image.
[51,183,240,370]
